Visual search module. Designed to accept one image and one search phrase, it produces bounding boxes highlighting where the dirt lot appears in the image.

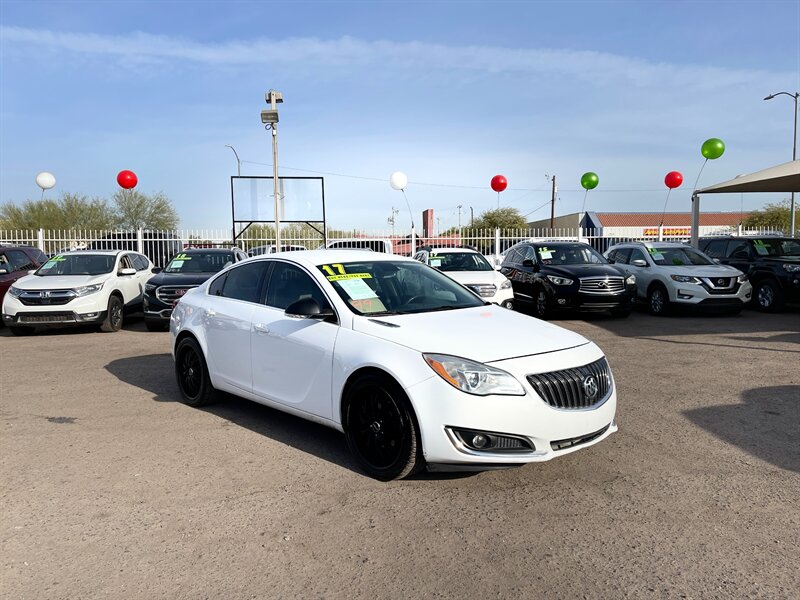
[1,309,798,599]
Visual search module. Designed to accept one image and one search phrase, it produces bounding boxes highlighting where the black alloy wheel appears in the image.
[100,295,124,332]
[648,285,670,316]
[754,280,784,312]
[344,374,423,481]
[174,337,216,407]
[533,288,549,319]
[501,299,514,310]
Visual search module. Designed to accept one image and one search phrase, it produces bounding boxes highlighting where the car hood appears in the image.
[442,270,507,286]
[148,272,218,287]
[12,273,108,290]
[665,264,742,277]
[543,264,623,279]
[352,304,590,363]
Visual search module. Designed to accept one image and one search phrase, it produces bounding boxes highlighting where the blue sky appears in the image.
[1,0,798,231]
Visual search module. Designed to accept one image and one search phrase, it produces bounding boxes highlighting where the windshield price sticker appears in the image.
[430,258,442,267]
[327,273,372,281]
[173,253,192,261]
[538,247,553,259]
[338,278,379,300]
[169,260,185,269]
[754,240,769,255]
[647,248,665,260]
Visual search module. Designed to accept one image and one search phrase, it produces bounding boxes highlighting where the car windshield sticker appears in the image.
[320,263,373,281]
[753,240,769,255]
[538,247,553,259]
[430,258,442,267]
[41,255,66,269]
[647,248,664,261]
[338,278,379,300]
[173,253,192,260]
[169,260,185,269]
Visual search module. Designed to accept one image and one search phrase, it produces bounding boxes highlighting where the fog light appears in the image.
[78,312,100,321]
[557,298,566,305]
[472,434,488,449]
[677,290,693,299]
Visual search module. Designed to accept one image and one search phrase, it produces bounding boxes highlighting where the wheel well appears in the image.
[339,367,405,427]
[110,290,124,301]
[647,280,667,295]
[175,330,198,349]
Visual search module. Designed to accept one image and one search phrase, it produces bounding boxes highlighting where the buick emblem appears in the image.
[582,375,599,399]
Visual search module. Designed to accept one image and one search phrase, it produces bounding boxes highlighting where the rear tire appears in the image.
[100,295,124,332]
[9,326,35,336]
[647,285,670,316]
[343,374,423,481]
[174,337,216,407]
[753,280,784,312]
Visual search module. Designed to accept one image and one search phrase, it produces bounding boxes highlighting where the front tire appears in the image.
[174,337,216,407]
[648,285,670,316]
[753,280,784,312]
[343,374,423,481]
[100,295,124,332]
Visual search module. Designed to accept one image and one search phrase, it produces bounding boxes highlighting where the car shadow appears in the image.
[683,385,800,473]
[103,354,474,480]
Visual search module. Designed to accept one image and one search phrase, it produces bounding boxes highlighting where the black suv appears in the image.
[699,236,800,311]
[500,241,636,318]
[143,247,248,331]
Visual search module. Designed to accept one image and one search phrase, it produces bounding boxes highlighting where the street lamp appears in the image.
[224,144,241,176]
[262,90,284,246]
[764,91,798,237]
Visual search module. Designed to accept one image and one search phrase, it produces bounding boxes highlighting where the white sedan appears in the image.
[171,250,618,480]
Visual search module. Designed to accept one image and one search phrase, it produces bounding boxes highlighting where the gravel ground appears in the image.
[1,308,798,599]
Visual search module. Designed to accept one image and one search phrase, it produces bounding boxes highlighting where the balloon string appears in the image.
[497,191,500,209]
[401,189,415,229]
[692,158,708,191]
[659,189,672,226]
[580,189,589,214]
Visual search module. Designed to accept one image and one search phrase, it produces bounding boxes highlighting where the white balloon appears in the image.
[36,172,56,190]
[389,171,408,191]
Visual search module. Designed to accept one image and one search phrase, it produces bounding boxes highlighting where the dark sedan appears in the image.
[500,242,636,318]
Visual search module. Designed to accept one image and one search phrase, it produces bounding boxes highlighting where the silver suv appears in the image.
[604,242,752,315]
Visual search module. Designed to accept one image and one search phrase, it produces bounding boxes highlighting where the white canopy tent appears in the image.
[691,159,800,245]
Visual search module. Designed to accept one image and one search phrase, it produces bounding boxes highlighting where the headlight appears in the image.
[670,275,700,284]
[423,353,525,396]
[737,274,749,283]
[73,283,104,296]
[546,275,573,286]
[145,283,158,293]
[783,264,800,273]
[500,279,512,289]
[8,286,23,298]
[625,274,636,284]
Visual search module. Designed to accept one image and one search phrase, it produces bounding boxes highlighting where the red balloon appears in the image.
[664,171,683,189]
[490,174,508,193]
[117,170,138,189]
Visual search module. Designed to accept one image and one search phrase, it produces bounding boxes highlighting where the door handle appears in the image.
[253,323,270,334]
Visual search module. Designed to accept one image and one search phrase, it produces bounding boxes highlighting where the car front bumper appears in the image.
[2,293,109,327]
[668,281,752,308]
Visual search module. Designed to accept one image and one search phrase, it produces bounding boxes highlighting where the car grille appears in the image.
[156,286,197,303]
[526,357,612,409]
[700,277,739,295]
[18,290,76,306]
[466,283,497,298]
[579,277,625,294]
[17,311,76,323]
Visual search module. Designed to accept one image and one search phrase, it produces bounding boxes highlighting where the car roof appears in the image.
[425,247,479,254]
[180,247,236,254]
[609,241,689,249]
[251,249,415,267]
[58,249,124,256]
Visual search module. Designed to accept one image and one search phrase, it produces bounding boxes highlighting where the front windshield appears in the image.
[164,252,234,273]
[536,244,607,265]
[36,254,115,276]
[648,247,713,266]
[751,238,800,257]
[431,251,493,272]
[318,260,485,315]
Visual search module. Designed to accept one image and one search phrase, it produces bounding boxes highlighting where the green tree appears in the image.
[112,190,179,230]
[0,193,115,230]
[742,199,798,232]
[470,207,529,231]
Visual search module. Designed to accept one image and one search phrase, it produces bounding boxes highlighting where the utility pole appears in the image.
[550,175,557,230]
[457,205,463,235]
[469,206,474,227]
[387,207,399,237]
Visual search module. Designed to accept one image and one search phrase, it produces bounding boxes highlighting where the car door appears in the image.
[203,261,270,393]
[626,248,651,297]
[117,254,145,305]
[250,260,339,419]
[723,240,754,274]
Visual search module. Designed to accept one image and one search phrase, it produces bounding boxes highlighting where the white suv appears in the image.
[604,242,752,315]
[413,247,515,308]
[2,250,154,335]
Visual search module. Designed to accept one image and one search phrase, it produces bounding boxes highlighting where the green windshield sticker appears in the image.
[173,253,192,260]
[326,273,372,281]
[538,247,552,259]
[753,240,768,255]
[169,260,185,269]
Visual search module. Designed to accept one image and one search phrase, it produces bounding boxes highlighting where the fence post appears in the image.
[658,224,664,242]
[494,228,500,261]
[37,228,45,252]
[577,227,584,243]
[737,223,742,236]
[137,228,144,254]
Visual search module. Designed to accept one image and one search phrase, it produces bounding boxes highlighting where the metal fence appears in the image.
[0,224,774,267]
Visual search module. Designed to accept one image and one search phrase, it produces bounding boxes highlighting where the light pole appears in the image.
[764,91,798,237]
[261,90,283,247]
[224,144,241,176]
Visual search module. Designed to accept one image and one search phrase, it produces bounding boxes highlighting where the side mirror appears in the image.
[631,259,648,267]
[285,297,335,320]
[118,267,136,276]
[151,267,162,274]
[712,258,721,264]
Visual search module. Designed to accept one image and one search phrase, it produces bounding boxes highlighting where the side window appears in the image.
[220,262,268,303]
[703,240,728,259]
[266,262,330,311]
[7,250,35,271]
[0,253,11,272]
[629,248,648,264]
[131,254,149,271]
[613,248,632,264]
[208,273,227,296]
[119,255,134,270]
[522,245,537,263]
[726,240,750,259]
[503,248,521,264]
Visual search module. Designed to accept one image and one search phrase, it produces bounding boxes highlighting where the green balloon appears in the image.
[701,138,725,160]
[581,172,599,190]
